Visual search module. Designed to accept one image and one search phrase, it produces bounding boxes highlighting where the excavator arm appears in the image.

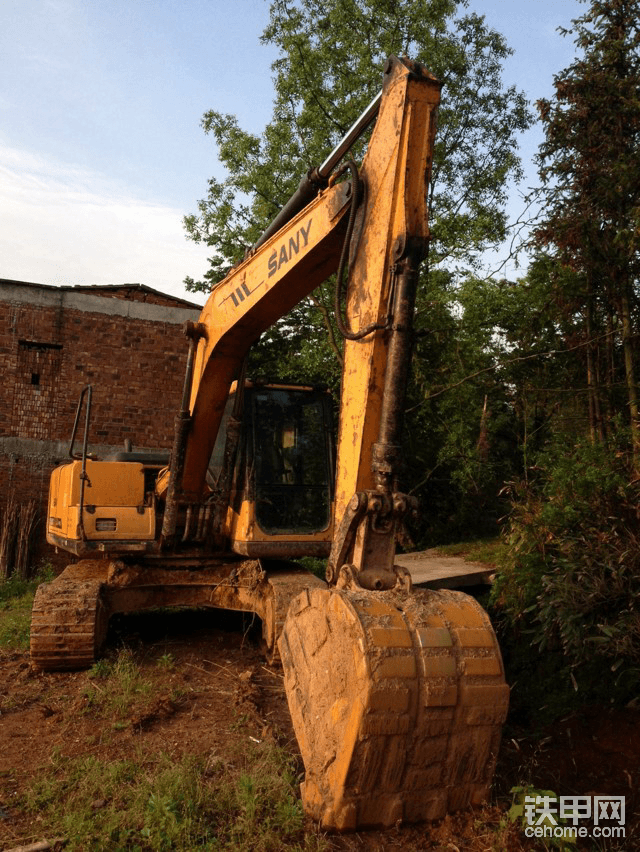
[168,56,439,589]
[178,173,351,501]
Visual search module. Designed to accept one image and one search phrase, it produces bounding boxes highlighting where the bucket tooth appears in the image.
[279,587,508,830]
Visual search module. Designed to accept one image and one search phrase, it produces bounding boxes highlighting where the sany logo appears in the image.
[268,219,313,278]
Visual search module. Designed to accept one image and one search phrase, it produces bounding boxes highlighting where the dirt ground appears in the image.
[0,608,638,851]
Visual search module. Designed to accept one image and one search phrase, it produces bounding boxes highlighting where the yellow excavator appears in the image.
[31,57,509,831]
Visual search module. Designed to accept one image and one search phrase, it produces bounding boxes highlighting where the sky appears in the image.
[1,0,586,304]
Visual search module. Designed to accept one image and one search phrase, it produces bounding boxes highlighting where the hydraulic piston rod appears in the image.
[252,91,381,251]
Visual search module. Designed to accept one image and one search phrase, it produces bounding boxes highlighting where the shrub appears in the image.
[491,437,640,704]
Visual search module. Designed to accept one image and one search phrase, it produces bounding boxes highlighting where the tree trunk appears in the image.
[585,280,604,443]
[620,285,640,472]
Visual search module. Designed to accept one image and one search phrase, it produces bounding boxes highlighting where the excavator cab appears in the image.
[220,383,334,557]
[45,381,334,559]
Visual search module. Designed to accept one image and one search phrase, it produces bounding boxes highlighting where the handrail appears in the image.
[69,384,92,542]
[69,384,93,461]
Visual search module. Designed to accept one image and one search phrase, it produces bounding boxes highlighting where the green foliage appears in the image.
[88,657,113,679]
[84,649,153,718]
[0,565,55,650]
[185,0,531,293]
[404,274,539,544]
[0,563,54,602]
[21,744,316,852]
[492,437,640,705]
[156,652,175,671]
[535,0,640,269]
[532,0,640,449]
[246,292,343,390]
[296,556,327,580]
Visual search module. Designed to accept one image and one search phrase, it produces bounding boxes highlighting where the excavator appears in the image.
[31,57,509,831]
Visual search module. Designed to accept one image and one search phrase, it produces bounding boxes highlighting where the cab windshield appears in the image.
[252,389,331,535]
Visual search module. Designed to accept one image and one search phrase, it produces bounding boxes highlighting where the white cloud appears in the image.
[0,144,209,304]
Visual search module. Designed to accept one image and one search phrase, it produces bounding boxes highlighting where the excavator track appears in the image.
[29,560,325,672]
[261,566,327,663]
[30,571,109,671]
[279,586,509,831]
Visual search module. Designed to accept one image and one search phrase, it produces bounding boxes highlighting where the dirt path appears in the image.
[395,549,494,589]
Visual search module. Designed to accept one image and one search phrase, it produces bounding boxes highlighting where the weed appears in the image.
[88,658,113,679]
[18,743,320,851]
[83,648,153,719]
[170,685,187,703]
[504,785,577,850]
[156,652,175,670]
[0,566,55,650]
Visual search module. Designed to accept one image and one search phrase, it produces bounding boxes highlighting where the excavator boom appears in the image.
[171,55,441,591]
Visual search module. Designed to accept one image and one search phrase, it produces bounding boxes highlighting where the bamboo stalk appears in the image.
[0,500,18,580]
[0,499,40,580]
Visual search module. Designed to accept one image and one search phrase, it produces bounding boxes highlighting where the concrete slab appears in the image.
[395,549,494,589]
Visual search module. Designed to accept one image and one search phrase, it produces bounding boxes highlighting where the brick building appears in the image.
[0,278,202,567]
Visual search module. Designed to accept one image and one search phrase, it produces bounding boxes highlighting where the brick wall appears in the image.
[71,284,190,308]
[0,280,203,568]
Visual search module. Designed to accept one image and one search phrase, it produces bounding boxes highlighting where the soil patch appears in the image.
[0,609,638,850]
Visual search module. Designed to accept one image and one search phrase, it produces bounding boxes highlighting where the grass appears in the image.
[6,628,323,850]
[0,566,54,650]
[20,742,324,852]
[431,536,508,568]
[85,649,155,719]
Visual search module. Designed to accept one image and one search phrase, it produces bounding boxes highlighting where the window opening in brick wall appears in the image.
[12,341,63,440]
[18,340,62,350]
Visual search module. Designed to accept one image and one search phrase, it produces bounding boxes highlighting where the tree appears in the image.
[533,0,640,462]
[492,0,640,709]
[183,0,533,539]
[184,0,531,295]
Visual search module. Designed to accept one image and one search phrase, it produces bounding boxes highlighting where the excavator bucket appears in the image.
[279,585,509,831]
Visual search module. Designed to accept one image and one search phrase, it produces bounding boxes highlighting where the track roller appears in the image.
[278,586,509,831]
